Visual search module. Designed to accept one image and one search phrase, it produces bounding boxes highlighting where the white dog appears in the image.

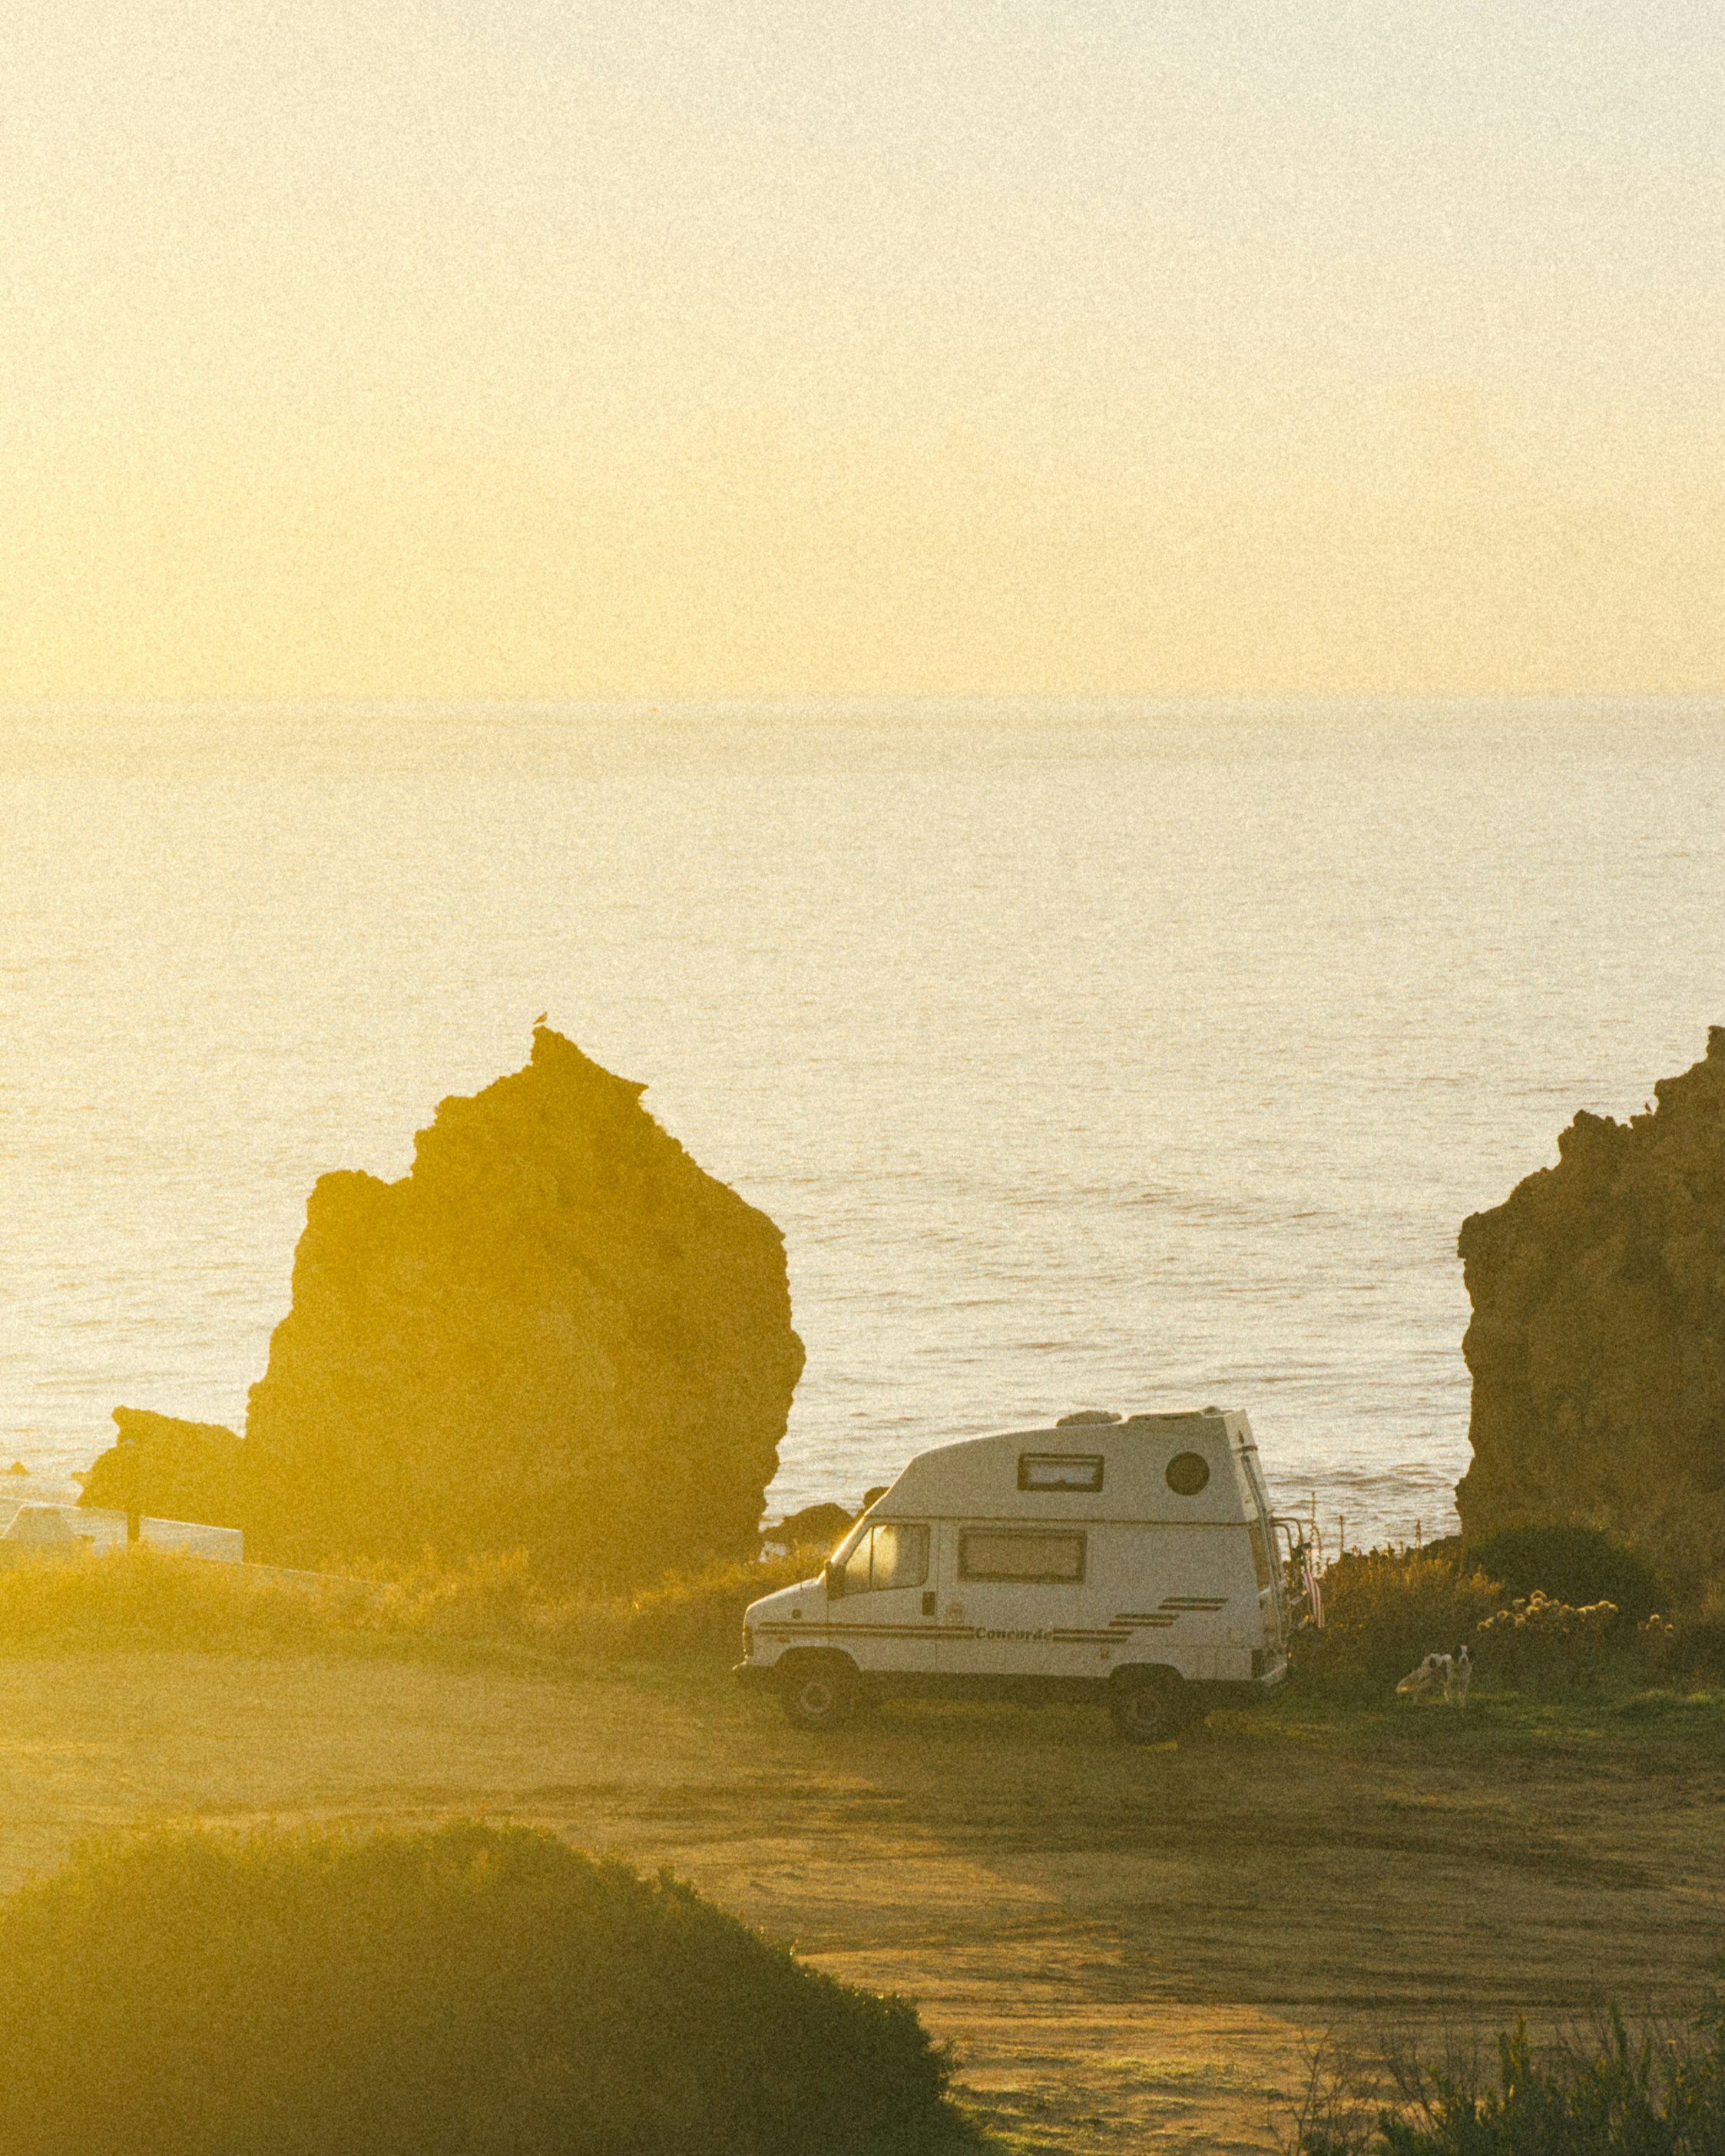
[1396,1651,1451,1697]
[1445,1644,1472,1706]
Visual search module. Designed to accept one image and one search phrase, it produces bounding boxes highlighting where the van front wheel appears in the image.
[779,1659,858,1731]
[1109,1671,1190,1744]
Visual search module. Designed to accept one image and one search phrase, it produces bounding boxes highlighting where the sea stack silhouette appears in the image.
[84,1028,804,1586]
[83,1407,245,1525]
[1456,1026,1725,1598]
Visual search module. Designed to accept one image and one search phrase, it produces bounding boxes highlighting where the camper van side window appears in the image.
[839,1523,930,1595]
[959,1529,1086,1584]
[1017,1453,1104,1492]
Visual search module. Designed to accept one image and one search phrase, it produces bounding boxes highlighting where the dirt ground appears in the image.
[2,1653,1721,2153]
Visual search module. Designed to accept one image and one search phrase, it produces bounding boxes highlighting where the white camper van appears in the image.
[738,1406,1315,1742]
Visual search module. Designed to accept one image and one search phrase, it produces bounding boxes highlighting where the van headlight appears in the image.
[742,1624,754,1661]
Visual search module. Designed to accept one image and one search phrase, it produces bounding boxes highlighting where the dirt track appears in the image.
[2,1654,1720,2152]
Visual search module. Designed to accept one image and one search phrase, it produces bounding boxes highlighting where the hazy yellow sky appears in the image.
[5,1,1721,699]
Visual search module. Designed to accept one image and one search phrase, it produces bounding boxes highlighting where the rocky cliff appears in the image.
[84,1029,804,1586]
[1456,1028,1725,1598]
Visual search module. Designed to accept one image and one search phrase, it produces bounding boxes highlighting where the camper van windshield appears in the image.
[836,1522,929,1595]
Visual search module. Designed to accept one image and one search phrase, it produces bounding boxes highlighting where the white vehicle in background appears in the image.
[737,1406,1319,1742]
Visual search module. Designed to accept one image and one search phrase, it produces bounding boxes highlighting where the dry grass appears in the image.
[0,1543,831,1667]
[0,1546,346,1654]
[2,1651,1724,2153]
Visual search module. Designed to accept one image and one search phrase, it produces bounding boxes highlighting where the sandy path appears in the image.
[2,1654,1720,2151]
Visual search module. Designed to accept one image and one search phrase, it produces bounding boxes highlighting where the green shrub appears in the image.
[1467,1527,1666,1625]
[1295,1999,1725,2153]
[1635,1613,1725,1687]
[0,1822,979,2156]
[1474,1591,1618,1690]
[1293,1549,1505,1693]
[362,1545,833,1661]
[363,1549,555,1646]
[1680,1621,1725,1681]
[551,1545,830,1661]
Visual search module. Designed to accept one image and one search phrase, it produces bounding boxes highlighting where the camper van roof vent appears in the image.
[1055,1409,1120,1426]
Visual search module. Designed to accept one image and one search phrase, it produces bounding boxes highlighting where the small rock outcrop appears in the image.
[770,1502,855,1552]
[242,1027,803,1583]
[78,1409,246,1527]
[1456,1028,1725,1598]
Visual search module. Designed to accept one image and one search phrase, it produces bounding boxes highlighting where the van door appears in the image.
[823,1519,940,1674]
[937,1522,1089,1680]
[1233,1445,1288,1649]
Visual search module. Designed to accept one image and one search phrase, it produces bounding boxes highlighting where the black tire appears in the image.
[778,1658,858,1731]
[1108,1669,1190,1744]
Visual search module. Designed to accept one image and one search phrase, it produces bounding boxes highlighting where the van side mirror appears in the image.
[823,1559,841,1598]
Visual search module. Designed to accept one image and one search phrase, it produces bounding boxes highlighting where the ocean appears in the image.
[2,702,1721,1548]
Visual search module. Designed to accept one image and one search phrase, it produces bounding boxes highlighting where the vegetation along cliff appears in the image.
[85,1028,804,1588]
[1456,1026,1725,1599]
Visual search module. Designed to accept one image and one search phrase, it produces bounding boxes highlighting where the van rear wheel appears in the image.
[779,1659,858,1731]
[1109,1670,1190,1744]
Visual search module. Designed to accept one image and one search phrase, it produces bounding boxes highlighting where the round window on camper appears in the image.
[1165,1452,1210,1496]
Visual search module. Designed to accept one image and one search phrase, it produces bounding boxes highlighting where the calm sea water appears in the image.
[2,704,1721,1547]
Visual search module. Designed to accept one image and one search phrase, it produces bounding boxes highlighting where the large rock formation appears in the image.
[1456,1028,1725,1598]
[84,1029,804,1587]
